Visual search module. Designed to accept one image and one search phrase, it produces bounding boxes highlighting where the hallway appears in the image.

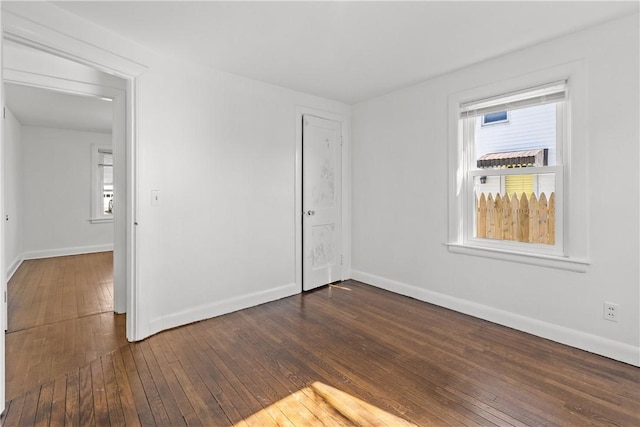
[6,252,127,400]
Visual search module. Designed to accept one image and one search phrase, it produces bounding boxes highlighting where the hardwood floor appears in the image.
[7,253,114,333]
[5,253,127,400]
[4,280,639,426]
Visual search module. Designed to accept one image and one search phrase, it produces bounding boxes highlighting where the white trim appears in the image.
[21,244,114,260]
[148,282,299,337]
[3,69,123,97]
[7,257,23,281]
[295,106,352,292]
[445,243,589,272]
[89,218,113,224]
[351,270,640,367]
[1,7,8,412]
[2,9,147,78]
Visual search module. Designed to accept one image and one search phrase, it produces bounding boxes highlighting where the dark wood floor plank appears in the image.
[167,358,226,426]
[3,391,27,426]
[33,381,54,427]
[49,372,67,426]
[129,342,174,426]
[102,352,127,426]
[90,357,109,427]
[77,363,95,426]
[111,348,143,427]
[138,339,188,426]
[120,345,156,426]
[193,326,283,426]
[146,335,202,426]
[17,389,40,426]
[64,369,80,427]
[164,327,235,425]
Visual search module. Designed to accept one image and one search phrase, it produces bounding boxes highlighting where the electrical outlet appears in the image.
[603,302,619,322]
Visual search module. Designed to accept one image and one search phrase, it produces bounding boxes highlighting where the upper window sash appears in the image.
[460,80,567,119]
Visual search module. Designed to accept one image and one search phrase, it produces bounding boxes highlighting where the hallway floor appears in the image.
[6,252,127,400]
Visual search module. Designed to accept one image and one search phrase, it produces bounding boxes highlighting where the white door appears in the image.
[302,115,342,291]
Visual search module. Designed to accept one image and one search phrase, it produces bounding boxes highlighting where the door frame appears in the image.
[0,5,146,413]
[1,9,146,340]
[295,106,351,291]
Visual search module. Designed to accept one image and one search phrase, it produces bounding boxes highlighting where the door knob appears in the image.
[304,210,315,216]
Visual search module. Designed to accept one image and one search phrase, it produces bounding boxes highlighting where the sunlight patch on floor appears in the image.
[236,381,417,426]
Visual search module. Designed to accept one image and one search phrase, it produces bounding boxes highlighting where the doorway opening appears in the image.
[2,41,131,400]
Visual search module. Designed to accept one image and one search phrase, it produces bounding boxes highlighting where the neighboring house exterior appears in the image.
[474,103,556,198]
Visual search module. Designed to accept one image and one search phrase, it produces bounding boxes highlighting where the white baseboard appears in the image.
[351,269,640,367]
[149,282,299,337]
[7,256,24,281]
[22,244,114,261]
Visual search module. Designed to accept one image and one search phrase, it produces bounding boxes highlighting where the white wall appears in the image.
[21,126,113,257]
[4,108,22,278]
[351,15,639,365]
[137,52,351,336]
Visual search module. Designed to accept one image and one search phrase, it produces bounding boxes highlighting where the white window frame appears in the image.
[447,62,589,272]
[90,144,114,224]
[465,94,564,256]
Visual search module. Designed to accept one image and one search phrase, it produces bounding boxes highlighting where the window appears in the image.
[482,110,508,126]
[91,145,113,223]
[448,64,589,271]
[462,81,565,253]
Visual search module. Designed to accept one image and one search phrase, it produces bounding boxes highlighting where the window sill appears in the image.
[445,243,589,273]
[90,218,113,224]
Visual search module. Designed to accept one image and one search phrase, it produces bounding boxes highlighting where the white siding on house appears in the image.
[475,103,557,166]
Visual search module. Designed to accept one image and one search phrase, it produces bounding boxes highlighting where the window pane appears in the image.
[103,186,113,214]
[101,152,113,214]
[482,111,508,125]
[474,173,555,245]
[475,103,557,167]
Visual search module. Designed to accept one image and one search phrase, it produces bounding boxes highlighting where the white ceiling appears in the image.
[5,83,113,133]
[52,1,639,104]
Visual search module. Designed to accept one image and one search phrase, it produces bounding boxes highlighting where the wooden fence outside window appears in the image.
[476,192,555,245]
